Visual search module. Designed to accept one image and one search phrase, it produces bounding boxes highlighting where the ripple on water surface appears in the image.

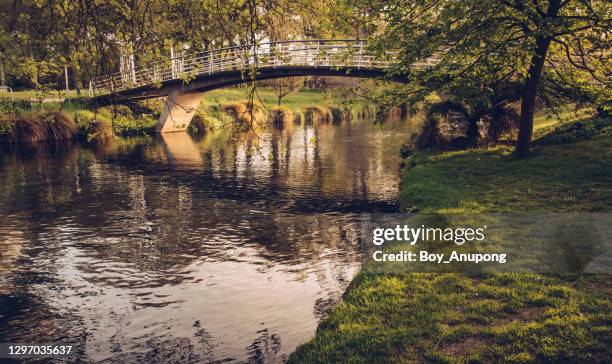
[0,118,418,362]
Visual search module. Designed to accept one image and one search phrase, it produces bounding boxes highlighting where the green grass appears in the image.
[399,117,611,213]
[290,273,610,363]
[289,115,612,363]
[533,105,596,134]
[195,87,344,130]
[0,89,84,100]
[200,87,335,113]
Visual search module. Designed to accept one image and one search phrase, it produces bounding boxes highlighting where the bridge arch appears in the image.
[89,40,415,132]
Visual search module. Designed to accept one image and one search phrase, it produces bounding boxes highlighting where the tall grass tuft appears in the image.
[84,120,114,142]
[329,107,351,124]
[1,111,77,144]
[47,112,78,141]
[221,101,267,128]
[269,106,294,129]
[304,106,333,125]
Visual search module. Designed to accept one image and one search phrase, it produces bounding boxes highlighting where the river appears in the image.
[0,116,419,363]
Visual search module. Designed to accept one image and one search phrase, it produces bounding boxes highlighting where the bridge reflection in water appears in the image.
[0,116,420,362]
[160,132,204,170]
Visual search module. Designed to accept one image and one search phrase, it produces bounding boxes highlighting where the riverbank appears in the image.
[0,87,365,143]
[289,116,611,363]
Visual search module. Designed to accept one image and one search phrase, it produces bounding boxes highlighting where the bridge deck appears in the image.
[90,40,420,103]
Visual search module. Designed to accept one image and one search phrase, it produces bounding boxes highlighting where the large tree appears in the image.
[0,0,325,92]
[354,0,610,156]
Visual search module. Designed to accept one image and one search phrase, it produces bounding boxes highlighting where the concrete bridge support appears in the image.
[156,89,204,133]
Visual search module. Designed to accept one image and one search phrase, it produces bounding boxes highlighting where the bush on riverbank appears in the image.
[289,117,612,363]
[82,120,114,142]
[410,101,521,152]
[73,107,155,138]
[304,106,333,124]
[187,114,207,135]
[269,106,294,129]
[72,110,113,142]
[0,111,77,143]
[221,101,267,129]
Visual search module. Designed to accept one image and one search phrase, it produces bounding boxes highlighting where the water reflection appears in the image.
[0,117,419,362]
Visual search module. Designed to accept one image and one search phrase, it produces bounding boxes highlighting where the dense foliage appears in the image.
[349,0,611,155]
[0,0,351,91]
[0,0,609,153]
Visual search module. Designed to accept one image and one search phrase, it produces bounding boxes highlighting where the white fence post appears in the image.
[358,40,363,69]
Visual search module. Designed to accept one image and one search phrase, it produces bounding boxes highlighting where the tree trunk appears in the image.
[514,37,551,158]
[515,0,561,158]
[278,95,282,106]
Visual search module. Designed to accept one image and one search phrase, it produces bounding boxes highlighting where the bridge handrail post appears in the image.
[358,40,363,69]
[240,46,245,78]
[170,46,176,79]
[208,53,211,75]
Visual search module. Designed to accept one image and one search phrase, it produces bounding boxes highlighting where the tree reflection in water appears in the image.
[0,116,420,362]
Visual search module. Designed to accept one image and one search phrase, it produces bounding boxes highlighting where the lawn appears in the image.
[200,87,335,112]
[289,115,611,363]
[398,133,612,214]
[0,89,84,100]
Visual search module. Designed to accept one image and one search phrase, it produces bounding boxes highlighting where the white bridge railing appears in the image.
[91,40,402,95]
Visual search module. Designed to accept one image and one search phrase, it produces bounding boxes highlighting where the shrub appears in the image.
[111,113,157,136]
[84,120,114,142]
[304,106,333,124]
[47,112,77,140]
[269,106,294,129]
[0,119,15,143]
[188,114,207,135]
[0,99,31,114]
[410,101,521,152]
[484,107,520,143]
[221,100,266,128]
[0,111,77,144]
[536,117,611,145]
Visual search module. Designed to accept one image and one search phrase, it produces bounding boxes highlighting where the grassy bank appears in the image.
[0,87,358,143]
[200,87,335,112]
[0,89,82,100]
[197,87,356,129]
[0,101,158,143]
[289,116,611,363]
[399,117,612,213]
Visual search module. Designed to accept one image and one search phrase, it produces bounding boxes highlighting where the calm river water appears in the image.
[0,117,418,363]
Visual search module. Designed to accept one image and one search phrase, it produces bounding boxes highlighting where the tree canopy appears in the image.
[0,0,609,154]
[0,0,347,88]
[353,0,611,155]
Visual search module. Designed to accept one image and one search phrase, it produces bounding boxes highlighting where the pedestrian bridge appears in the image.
[90,39,423,132]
